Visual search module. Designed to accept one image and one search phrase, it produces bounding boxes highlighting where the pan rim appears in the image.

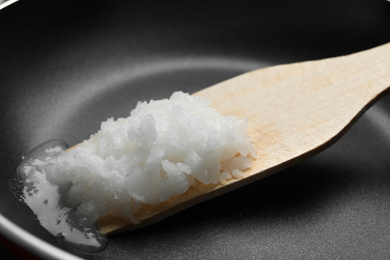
[0,0,19,10]
[0,215,81,260]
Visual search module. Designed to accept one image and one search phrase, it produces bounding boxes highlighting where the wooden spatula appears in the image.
[91,43,390,235]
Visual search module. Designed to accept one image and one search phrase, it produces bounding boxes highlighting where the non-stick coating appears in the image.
[1,0,390,259]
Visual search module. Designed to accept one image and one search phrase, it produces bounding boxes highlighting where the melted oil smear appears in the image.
[15,140,108,252]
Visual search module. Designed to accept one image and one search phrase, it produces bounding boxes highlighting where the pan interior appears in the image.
[1,0,390,259]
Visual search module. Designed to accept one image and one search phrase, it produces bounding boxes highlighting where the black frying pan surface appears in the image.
[1,0,390,259]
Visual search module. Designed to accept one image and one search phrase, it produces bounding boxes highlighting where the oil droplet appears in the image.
[16,140,108,252]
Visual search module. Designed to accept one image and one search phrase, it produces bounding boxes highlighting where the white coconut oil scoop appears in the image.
[48,42,390,236]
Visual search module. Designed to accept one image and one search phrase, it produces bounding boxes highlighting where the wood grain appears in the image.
[96,43,390,235]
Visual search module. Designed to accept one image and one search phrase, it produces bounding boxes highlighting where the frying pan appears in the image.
[1,0,390,259]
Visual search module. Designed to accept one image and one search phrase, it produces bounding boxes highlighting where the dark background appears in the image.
[1,0,390,259]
